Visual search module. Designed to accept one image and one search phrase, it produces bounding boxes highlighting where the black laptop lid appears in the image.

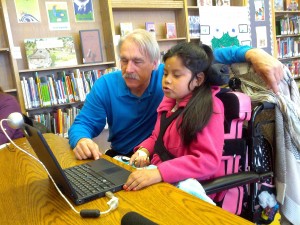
[22,124,77,199]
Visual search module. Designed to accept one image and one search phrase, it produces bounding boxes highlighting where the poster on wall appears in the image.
[14,0,41,23]
[199,6,251,50]
[45,1,70,30]
[254,0,265,21]
[249,0,273,55]
[255,26,268,48]
[73,0,95,22]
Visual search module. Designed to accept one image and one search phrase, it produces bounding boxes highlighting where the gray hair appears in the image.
[117,29,160,64]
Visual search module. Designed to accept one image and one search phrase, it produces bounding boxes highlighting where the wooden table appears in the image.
[0,134,253,225]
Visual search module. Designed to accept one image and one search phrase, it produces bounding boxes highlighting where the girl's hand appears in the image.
[123,169,162,191]
[129,148,150,167]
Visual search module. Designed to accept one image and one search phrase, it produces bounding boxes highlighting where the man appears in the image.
[68,29,283,160]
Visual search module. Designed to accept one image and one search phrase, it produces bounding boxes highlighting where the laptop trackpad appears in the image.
[87,158,130,183]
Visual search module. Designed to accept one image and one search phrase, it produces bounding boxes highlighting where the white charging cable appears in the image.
[0,118,119,218]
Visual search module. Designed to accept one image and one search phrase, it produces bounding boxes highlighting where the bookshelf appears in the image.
[1,0,249,135]
[106,0,189,63]
[273,4,300,82]
[0,0,21,97]
[0,0,119,137]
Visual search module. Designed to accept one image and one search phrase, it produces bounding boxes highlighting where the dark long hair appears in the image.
[163,42,214,146]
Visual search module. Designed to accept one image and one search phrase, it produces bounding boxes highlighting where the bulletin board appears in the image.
[248,0,273,55]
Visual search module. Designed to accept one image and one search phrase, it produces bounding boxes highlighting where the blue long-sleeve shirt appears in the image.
[68,45,251,154]
[214,45,251,64]
[69,64,165,154]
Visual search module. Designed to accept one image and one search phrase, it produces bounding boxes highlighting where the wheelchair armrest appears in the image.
[202,171,273,195]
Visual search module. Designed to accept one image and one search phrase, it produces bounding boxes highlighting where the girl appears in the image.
[123,42,224,191]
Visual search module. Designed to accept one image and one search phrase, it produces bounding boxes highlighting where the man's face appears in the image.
[119,40,157,96]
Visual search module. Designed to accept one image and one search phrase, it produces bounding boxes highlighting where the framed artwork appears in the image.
[79,29,103,64]
[239,24,249,33]
[241,40,251,46]
[200,25,210,35]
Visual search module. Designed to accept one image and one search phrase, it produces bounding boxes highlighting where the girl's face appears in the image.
[163,56,204,102]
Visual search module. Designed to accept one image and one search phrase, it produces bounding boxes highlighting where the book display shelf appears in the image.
[273,0,300,81]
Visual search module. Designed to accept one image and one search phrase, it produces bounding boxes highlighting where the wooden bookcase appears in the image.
[0,0,248,135]
[271,0,300,84]
[0,0,21,98]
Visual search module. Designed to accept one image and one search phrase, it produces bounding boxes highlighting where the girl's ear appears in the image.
[196,72,205,86]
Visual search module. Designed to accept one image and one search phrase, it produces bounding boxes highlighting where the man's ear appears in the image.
[152,60,159,70]
[196,72,205,86]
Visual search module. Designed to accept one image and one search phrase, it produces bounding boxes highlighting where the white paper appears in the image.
[199,6,251,50]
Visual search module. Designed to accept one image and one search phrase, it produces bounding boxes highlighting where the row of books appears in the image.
[276,37,300,59]
[276,15,300,35]
[21,67,118,110]
[283,59,300,78]
[32,107,81,138]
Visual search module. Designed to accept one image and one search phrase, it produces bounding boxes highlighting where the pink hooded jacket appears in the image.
[135,86,224,183]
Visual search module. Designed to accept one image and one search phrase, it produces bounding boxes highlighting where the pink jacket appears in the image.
[135,86,224,183]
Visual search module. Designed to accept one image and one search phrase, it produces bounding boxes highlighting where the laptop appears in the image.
[22,124,131,205]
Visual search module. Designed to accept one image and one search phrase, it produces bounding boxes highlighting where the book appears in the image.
[223,0,230,6]
[274,0,284,11]
[165,22,177,39]
[145,22,156,38]
[120,22,133,36]
[286,0,299,11]
[24,37,77,69]
[145,22,155,33]
[79,29,103,64]
[198,0,212,6]
[216,0,223,6]
[188,16,200,38]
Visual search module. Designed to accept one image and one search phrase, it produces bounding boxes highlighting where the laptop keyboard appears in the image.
[64,164,115,198]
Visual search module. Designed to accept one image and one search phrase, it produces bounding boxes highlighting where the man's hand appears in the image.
[73,138,102,160]
[123,169,162,191]
[245,48,284,94]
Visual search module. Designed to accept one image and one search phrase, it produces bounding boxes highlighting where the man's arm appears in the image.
[213,46,284,93]
[245,48,283,94]
[213,45,251,64]
[68,79,107,160]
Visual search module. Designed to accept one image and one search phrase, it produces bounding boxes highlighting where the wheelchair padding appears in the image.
[216,91,251,139]
[211,90,251,215]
